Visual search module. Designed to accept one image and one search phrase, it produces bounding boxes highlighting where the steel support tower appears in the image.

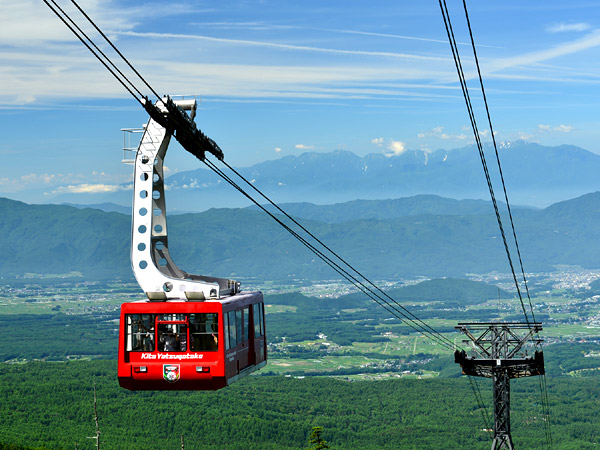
[454,322,544,450]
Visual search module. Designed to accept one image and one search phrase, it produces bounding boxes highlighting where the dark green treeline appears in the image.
[0,361,599,449]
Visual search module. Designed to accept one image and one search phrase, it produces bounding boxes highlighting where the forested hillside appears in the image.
[247,194,517,223]
[2,193,600,280]
[0,361,599,450]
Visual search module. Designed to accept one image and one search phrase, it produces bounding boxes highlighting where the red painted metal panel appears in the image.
[118,292,266,391]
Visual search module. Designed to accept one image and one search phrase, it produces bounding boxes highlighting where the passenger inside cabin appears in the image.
[127,314,155,352]
[178,325,187,352]
[189,313,219,351]
[139,316,155,351]
[159,324,179,352]
[205,323,218,351]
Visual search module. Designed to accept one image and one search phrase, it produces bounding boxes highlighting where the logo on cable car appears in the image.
[163,364,180,383]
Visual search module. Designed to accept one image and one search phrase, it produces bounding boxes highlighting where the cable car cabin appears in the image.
[118,292,267,390]
[119,98,267,390]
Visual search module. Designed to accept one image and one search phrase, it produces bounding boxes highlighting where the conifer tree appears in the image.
[307,426,330,450]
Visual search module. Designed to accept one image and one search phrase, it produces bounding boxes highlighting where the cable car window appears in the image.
[224,313,230,350]
[157,323,187,352]
[254,304,263,338]
[228,311,237,348]
[253,304,261,337]
[189,313,219,351]
[236,310,243,344]
[126,314,155,351]
[158,314,185,321]
[243,307,250,342]
[260,303,265,336]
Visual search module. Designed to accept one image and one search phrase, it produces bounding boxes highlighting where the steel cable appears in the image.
[68,0,163,102]
[460,0,536,325]
[438,0,531,327]
[439,1,552,447]
[204,158,457,351]
[219,159,457,350]
[42,0,144,105]
[42,0,460,354]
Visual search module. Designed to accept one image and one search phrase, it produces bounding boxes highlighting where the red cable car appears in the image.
[118,293,266,390]
[118,98,267,390]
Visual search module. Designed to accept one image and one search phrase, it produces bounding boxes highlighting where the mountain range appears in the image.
[2,192,600,281]
[148,140,600,210]
[14,141,600,211]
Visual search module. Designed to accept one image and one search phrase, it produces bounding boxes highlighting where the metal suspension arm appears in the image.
[130,97,238,301]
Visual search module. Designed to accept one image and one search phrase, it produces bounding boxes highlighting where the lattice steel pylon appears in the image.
[454,322,544,450]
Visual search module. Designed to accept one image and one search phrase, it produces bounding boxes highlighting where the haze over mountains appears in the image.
[12,141,600,211]
[159,141,600,211]
[2,192,600,281]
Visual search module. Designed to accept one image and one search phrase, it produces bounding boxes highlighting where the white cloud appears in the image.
[119,30,447,63]
[518,132,535,141]
[538,124,574,133]
[192,21,295,32]
[51,183,127,194]
[547,23,591,33]
[385,140,406,157]
[0,0,138,47]
[0,0,459,108]
[328,28,502,49]
[0,171,130,193]
[295,144,315,150]
[0,1,202,47]
[0,173,62,191]
[555,124,574,133]
[274,147,282,153]
[371,137,384,146]
[478,130,499,139]
[487,29,600,74]
[418,126,467,141]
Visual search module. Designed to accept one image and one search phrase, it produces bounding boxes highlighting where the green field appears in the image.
[2,275,600,449]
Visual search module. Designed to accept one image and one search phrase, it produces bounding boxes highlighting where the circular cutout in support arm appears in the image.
[130,97,239,301]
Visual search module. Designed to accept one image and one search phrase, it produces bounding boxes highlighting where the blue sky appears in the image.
[2,0,600,204]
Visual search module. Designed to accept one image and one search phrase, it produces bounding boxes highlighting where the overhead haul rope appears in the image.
[439,1,551,447]
[437,0,523,437]
[460,3,551,447]
[217,158,457,349]
[42,0,145,104]
[468,375,493,438]
[66,0,163,103]
[438,0,531,327]
[41,0,459,353]
[44,0,502,441]
[460,0,536,325]
[204,158,456,351]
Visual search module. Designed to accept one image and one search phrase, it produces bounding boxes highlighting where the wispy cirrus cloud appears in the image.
[0,0,205,46]
[118,30,447,62]
[191,21,295,31]
[329,28,502,49]
[547,23,591,33]
[486,29,600,75]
